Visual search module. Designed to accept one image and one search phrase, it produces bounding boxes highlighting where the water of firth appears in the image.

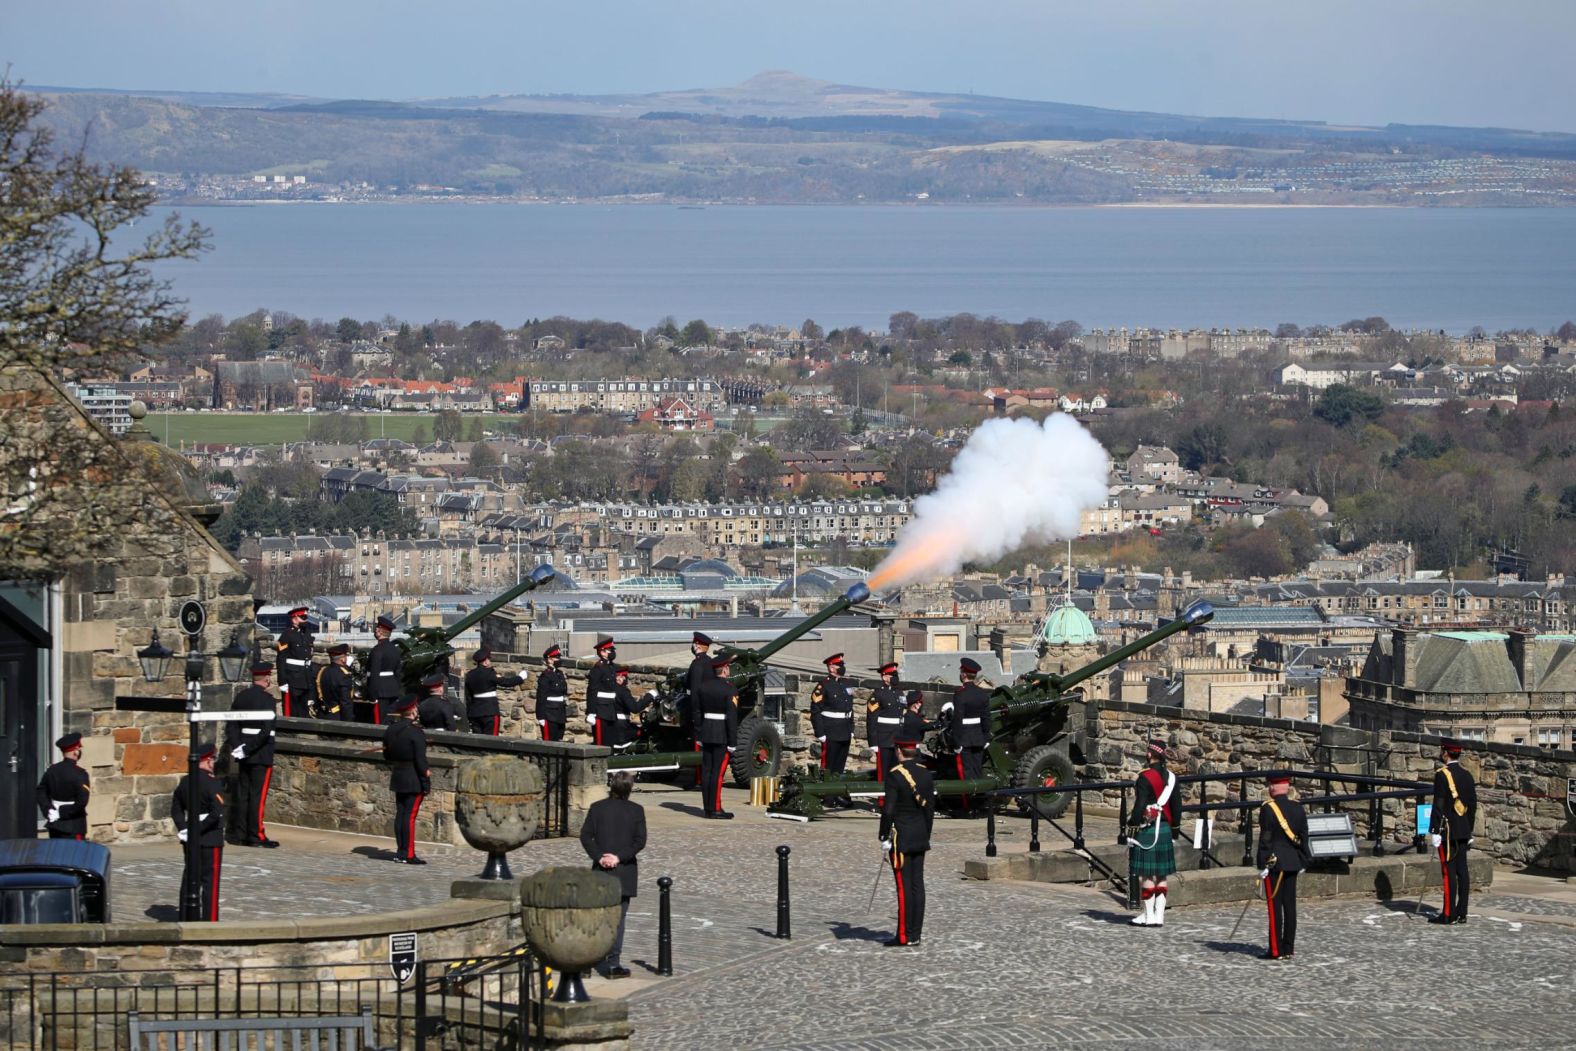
[150,203,1576,332]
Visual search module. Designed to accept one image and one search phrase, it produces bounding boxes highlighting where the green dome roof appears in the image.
[1041,602,1097,646]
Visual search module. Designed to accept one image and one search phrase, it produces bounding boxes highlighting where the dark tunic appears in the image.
[464,664,525,721]
[867,685,905,747]
[418,693,459,732]
[580,796,647,898]
[224,684,278,766]
[586,661,621,738]
[365,638,404,701]
[607,682,655,747]
[36,759,91,838]
[1256,796,1310,873]
[1130,766,1180,878]
[811,676,854,741]
[315,662,354,719]
[535,665,569,723]
[950,683,992,748]
[172,770,226,847]
[383,720,431,794]
[275,625,316,708]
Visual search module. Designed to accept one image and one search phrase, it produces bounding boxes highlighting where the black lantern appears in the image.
[137,629,174,683]
[216,630,249,684]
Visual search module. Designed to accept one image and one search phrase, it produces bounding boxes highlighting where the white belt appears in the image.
[703,713,726,720]
[378,671,396,677]
[821,712,850,719]
[51,799,75,808]
[285,658,309,666]
[877,717,901,724]
[472,691,497,698]
[616,714,629,720]
[961,717,982,725]
[545,695,566,702]
[597,691,617,699]
[198,812,209,821]
[241,728,261,735]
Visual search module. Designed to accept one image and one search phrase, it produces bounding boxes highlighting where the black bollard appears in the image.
[1116,787,1129,846]
[775,845,791,939]
[1371,796,1386,857]
[656,876,673,976]
[985,805,997,858]
[1029,809,1041,854]
[1072,789,1086,852]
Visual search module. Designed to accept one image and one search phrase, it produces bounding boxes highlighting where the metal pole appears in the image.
[1073,789,1086,852]
[985,805,997,858]
[183,672,203,921]
[1116,787,1128,845]
[656,876,673,976]
[1372,794,1386,857]
[1198,783,1213,871]
[1239,773,1253,867]
[1029,809,1040,854]
[775,845,791,939]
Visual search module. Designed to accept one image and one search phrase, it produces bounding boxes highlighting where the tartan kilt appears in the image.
[1129,820,1176,878]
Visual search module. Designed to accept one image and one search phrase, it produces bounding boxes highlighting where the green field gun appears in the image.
[768,599,1216,819]
[609,582,872,784]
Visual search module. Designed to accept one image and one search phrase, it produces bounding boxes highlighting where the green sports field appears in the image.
[148,412,513,446]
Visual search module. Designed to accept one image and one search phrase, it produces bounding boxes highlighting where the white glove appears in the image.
[177,828,189,843]
[940,701,955,715]
[586,714,596,725]
[818,735,827,743]
[1430,833,1442,848]
[726,746,736,753]
[1144,804,1160,819]
[880,839,892,852]
[644,690,658,700]
[48,808,60,823]
[1257,868,1269,880]
[232,746,246,760]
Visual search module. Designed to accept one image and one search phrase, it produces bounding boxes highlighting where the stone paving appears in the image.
[108,783,1576,1050]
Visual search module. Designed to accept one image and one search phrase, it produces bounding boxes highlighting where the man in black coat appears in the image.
[172,742,227,921]
[36,733,91,839]
[417,669,459,732]
[867,662,904,783]
[274,606,315,718]
[696,656,739,819]
[362,615,402,724]
[580,771,647,979]
[315,644,354,721]
[1255,774,1310,960]
[811,653,854,775]
[879,738,935,946]
[464,648,525,736]
[1429,740,1478,925]
[535,644,569,741]
[945,658,991,810]
[383,696,431,864]
[685,631,716,703]
[586,635,619,746]
[224,662,280,848]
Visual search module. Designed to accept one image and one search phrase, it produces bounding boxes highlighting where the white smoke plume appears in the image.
[867,414,1110,592]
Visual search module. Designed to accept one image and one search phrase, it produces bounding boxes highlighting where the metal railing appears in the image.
[0,948,543,1051]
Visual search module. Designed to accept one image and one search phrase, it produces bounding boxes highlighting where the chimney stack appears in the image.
[1391,626,1419,688]
[1507,627,1536,689]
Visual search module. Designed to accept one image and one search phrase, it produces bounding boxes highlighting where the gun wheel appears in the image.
[731,715,783,786]
[1012,745,1075,819]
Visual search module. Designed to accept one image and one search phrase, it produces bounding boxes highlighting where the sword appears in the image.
[867,849,889,913]
[1229,869,1268,941]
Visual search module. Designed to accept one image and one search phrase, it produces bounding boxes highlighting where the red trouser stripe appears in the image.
[1265,876,1279,957]
[1438,845,1451,918]
[406,793,425,859]
[714,750,730,811]
[373,702,381,725]
[257,767,272,839]
[281,686,291,718]
[493,715,500,736]
[956,754,969,807]
[894,863,907,944]
[694,740,702,786]
[595,723,603,746]
[540,721,551,741]
[209,847,222,922]
[875,751,884,782]
[821,743,828,770]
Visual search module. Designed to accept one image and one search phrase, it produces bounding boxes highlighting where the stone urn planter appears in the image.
[520,867,622,1003]
[454,756,544,880]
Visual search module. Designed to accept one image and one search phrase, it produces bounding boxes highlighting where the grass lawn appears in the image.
[148,412,515,446]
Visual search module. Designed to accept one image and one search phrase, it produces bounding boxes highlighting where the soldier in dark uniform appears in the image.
[879,736,935,946]
[899,689,937,747]
[1255,773,1309,960]
[606,667,655,752]
[417,668,459,732]
[383,696,431,864]
[586,635,619,746]
[580,770,647,979]
[315,643,354,720]
[685,632,717,787]
[362,615,402,724]
[36,733,91,840]
[696,656,739,819]
[945,658,991,811]
[1429,740,1478,925]
[867,662,904,783]
[811,653,854,775]
[172,742,226,921]
[274,606,315,718]
[464,648,525,736]
[1129,740,1179,926]
[535,644,569,741]
[225,662,280,848]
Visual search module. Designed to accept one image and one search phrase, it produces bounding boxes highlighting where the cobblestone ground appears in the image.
[110,784,1576,1050]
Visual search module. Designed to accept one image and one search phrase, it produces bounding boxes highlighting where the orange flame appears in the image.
[866,524,968,592]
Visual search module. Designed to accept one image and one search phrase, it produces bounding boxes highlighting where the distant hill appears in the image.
[30,73,1576,206]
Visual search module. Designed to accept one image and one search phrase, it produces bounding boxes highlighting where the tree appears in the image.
[734,445,782,499]
[681,319,712,346]
[1313,384,1385,428]
[0,79,209,577]
[469,442,499,475]
[433,409,463,442]
[1557,321,1576,343]
[801,319,824,341]
[336,317,363,343]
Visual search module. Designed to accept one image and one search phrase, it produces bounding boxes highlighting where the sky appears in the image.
[5,0,1574,132]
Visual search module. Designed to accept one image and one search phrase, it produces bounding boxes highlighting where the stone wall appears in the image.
[271,720,608,844]
[1083,699,1576,872]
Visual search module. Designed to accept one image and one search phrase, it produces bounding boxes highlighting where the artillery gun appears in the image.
[370,564,558,695]
[609,582,872,785]
[768,599,1215,819]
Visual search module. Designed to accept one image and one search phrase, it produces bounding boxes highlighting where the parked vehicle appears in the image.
[0,839,112,923]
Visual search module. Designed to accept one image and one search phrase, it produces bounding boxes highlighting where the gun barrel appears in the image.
[1047,599,1214,693]
[442,564,557,640]
[742,582,871,665]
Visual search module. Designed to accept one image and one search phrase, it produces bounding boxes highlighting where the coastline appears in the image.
[161,196,1550,210]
